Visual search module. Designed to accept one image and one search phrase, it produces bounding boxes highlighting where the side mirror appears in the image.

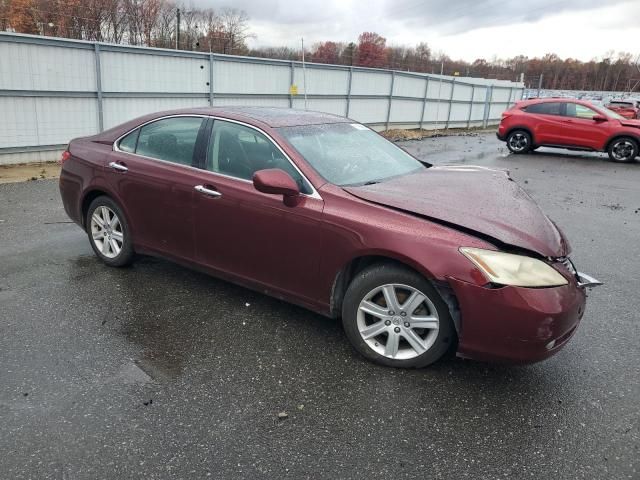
[592,114,607,122]
[253,168,301,207]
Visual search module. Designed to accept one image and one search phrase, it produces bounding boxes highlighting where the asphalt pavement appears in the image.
[1,133,638,479]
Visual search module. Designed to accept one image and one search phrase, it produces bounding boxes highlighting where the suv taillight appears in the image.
[60,150,70,164]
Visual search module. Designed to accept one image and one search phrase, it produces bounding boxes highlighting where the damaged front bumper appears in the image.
[448,267,602,364]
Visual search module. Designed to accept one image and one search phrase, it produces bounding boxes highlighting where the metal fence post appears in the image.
[445,78,455,130]
[385,70,395,130]
[289,61,295,108]
[345,66,353,118]
[507,86,514,107]
[94,43,104,132]
[209,54,214,106]
[467,85,475,129]
[419,76,429,130]
[482,85,493,128]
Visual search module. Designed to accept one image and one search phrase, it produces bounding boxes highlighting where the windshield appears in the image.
[601,107,626,120]
[277,123,426,186]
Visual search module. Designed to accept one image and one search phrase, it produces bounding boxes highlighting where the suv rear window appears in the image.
[523,102,563,115]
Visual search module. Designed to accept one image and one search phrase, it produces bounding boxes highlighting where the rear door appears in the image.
[561,103,610,150]
[106,115,209,261]
[522,102,566,145]
[193,119,325,304]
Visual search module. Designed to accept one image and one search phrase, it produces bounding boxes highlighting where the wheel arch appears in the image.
[80,189,131,233]
[329,253,462,334]
[603,134,640,153]
[505,125,535,145]
[329,253,438,319]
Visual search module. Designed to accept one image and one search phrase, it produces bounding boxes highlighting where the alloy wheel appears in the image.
[90,206,124,259]
[508,133,528,152]
[357,283,440,360]
[611,140,635,161]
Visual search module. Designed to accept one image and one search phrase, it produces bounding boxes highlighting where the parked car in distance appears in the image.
[605,99,640,119]
[60,107,600,368]
[498,98,640,162]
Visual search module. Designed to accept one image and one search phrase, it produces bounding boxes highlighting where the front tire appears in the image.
[86,196,134,267]
[607,137,638,163]
[506,130,532,154]
[342,263,455,368]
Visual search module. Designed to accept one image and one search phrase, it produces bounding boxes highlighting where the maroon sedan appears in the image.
[59,107,600,368]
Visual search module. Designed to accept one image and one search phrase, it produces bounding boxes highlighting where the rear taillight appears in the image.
[60,150,70,164]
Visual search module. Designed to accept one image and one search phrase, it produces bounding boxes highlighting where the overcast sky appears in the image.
[201,0,640,61]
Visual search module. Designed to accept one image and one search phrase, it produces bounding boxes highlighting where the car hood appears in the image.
[343,166,569,257]
[619,119,640,128]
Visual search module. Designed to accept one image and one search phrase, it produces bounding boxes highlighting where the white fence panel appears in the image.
[351,71,392,96]
[0,42,96,91]
[389,99,423,123]
[101,51,208,93]
[393,75,426,98]
[293,67,349,95]
[214,60,289,94]
[348,98,390,124]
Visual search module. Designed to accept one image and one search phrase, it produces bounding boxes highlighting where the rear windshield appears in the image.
[608,102,633,107]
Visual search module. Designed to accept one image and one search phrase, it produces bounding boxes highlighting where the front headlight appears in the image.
[460,247,568,288]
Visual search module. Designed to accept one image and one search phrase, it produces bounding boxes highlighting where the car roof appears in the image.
[190,106,350,128]
[86,106,352,145]
[517,97,599,108]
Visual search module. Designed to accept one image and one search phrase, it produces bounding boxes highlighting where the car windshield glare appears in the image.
[278,123,426,186]
[601,107,625,120]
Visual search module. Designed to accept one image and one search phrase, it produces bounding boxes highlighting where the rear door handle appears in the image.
[109,161,128,172]
[195,185,222,198]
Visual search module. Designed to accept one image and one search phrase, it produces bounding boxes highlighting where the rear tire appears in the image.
[86,196,134,267]
[607,137,638,163]
[341,262,455,368]
[506,130,532,154]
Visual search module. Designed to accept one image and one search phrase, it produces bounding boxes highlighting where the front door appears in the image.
[560,103,611,150]
[193,119,325,304]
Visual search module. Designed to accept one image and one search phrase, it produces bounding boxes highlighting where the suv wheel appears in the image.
[341,263,455,368]
[607,137,638,163]
[86,196,135,267]
[506,130,532,154]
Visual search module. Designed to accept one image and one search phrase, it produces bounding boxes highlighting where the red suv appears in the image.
[497,98,640,162]
[605,100,640,119]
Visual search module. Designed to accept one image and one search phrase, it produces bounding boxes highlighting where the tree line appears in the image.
[2,0,639,92]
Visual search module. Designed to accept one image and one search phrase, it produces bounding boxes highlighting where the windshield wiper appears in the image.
[363,180,380,185]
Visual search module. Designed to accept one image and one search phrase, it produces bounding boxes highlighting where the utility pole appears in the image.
[301,37,308,110]
[176,8,181,50]
[537,73,543,98]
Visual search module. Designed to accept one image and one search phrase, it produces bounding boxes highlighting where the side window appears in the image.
[135,117,204,166]
[524,102,563,116]
[118,129,139,152]
[207,120,311,194]
[565,103,597,119]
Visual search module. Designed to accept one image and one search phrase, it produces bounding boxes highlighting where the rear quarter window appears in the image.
[118,129,139,153]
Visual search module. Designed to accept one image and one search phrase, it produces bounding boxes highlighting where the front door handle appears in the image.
[109,161,128,172]
[195,185,222,198]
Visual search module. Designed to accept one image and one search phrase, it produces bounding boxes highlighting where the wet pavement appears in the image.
[1,133,639,479]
